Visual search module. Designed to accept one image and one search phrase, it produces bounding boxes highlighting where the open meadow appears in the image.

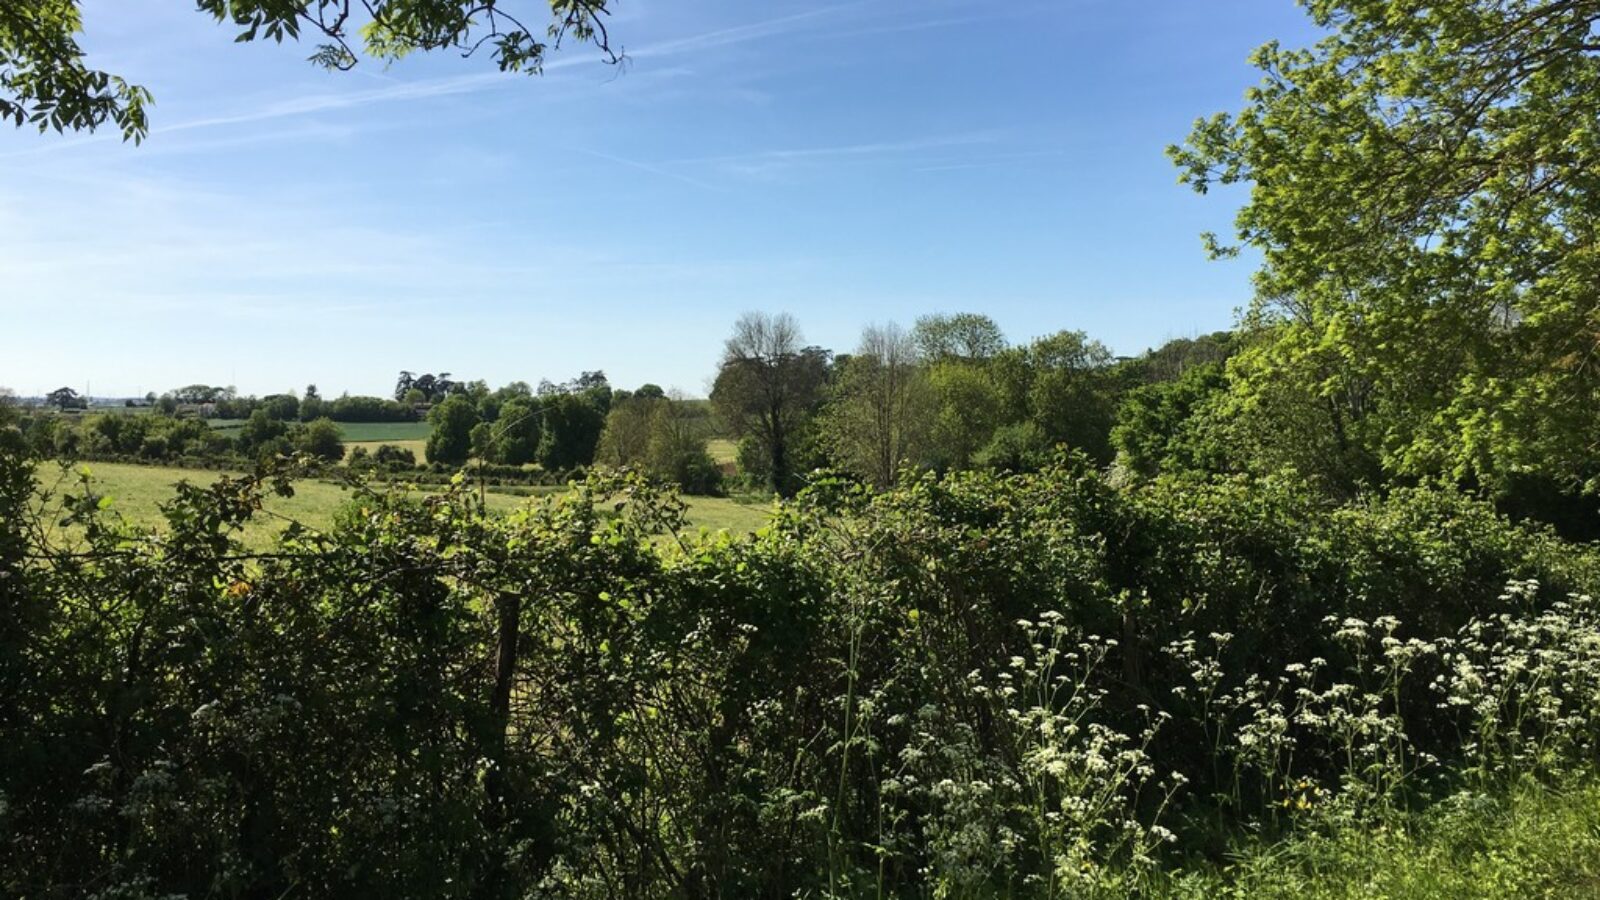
[34,460,773,551]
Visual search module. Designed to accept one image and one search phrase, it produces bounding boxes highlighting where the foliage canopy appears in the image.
[1174,0,1600,496]
[1,0,620,140]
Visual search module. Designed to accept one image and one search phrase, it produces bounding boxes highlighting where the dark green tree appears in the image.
[1111,362,1232,477]
[44,387,84,410]
[293,417,345,462]
[373,443,417,469]
[238,409,289,456]
[259,393,300,422]
[537,392,605,472]
[300,384,326,421]
[425,394,478,467]
[491,397,544,466]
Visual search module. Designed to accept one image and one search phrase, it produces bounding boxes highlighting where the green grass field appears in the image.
[344,438,429,461]
[35,461,773,551]
[707,437,738,467]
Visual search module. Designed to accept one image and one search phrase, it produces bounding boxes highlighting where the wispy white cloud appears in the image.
[670,132,1004,167]
[913,148,1071,173]
[624,2,868,59]
[0,166,807,324]
[0,72,513,161]
[629,131,1020,181]
[569,147,727,193]
[824,12,992,41]
[564,130,1019,187]
[156,72,511,135]
[2,1,1000,171]
[3,2,880,162]
[817,0,1061,42]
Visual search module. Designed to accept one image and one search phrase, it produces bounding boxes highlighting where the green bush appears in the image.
[974,420,1050,472]
[373,442,417,469]
[3,444,1597,897]
[292,417,345,462]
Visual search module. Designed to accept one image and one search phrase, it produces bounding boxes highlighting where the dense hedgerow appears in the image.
[2,431,1597,897]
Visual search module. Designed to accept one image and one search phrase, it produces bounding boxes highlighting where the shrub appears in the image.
[2,451,1597,897]
[975,420,1050,472]
[373,443,417,469]
[293,417,345,462]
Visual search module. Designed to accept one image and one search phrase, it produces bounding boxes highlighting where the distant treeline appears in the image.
[22,412,347,467]
[15,303,1600,534]
[176,384,418,423]
[418,373,724,495]
[12,370,726,494]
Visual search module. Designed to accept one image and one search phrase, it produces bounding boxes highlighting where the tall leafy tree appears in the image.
[1027,332,1120,463]
[924,360,1008,470]
[171,384,232,405]
[259,393,300,422]
[491,396,544,466]
[1174,0,1600,497]
[985,331,1120,464]
[595,394,661,469]
[43,387,84,410]
[537,392,605,471]
[822,323,934,488]
[1111,362,1233,478]
[597,393,721,493]
[911,312,1008,362]
[710,312,830,496]
[426,394,478,466]
[300,383,326,421]
[238,409,290,456]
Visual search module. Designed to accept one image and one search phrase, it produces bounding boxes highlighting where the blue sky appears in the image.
[1,0,1321,399]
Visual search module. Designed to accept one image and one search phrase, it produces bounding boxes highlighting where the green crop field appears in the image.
[208,418,431,445]
[338,421,431,465]
[207,419,432,461]
[33,461,771,551]
[334,421,432,443]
